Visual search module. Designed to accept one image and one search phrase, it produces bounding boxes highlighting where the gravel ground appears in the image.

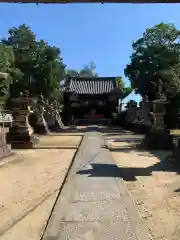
[0,148,76,240]
[106,133,180,240]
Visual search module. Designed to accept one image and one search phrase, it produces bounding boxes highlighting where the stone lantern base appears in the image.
[143,128,172,150]
[34,125,49,134]
[134,124,150,134]
[33,122,49,135]
[6,127,39,149]
[28,113,49,135]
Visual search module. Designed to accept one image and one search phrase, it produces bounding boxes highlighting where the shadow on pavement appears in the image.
[76,160,180,182]
[174,188,180,193]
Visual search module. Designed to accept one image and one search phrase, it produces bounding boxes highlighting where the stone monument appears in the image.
[6,90,39,149]
[132,100,150,133]
[126,100,138,129]
[34,94,49,134]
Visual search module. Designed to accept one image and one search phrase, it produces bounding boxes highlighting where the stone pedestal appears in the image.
[6,91,39,149]
[144,128,172,149]
[144,100,172,149]
[34,117,49,134]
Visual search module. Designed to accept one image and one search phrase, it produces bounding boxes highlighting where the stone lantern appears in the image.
[34,94,49,134]
[6,90,39,149]
[144,95,172,149]
[151,98,167,130]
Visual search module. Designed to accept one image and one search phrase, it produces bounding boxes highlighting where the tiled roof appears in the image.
[65,77,116,95]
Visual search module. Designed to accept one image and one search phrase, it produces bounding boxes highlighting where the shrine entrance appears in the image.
[63,76,118,124]
[84,109,104,119]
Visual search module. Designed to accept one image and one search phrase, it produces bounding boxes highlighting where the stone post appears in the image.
[141,101,152,127]
[34,94,49,134]
[135,101,152,133]
[6,90,39,149]
[126,101,137,129]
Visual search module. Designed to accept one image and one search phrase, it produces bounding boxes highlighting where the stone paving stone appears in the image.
[44,221,137,240]
[57,200,129,222]
[42,131,150,240]
[72,177,121,202]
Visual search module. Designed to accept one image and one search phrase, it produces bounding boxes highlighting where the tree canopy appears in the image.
[115,76,132,99]
[1,24,66,101]
[124,23,180,101]
[66,61,98,77]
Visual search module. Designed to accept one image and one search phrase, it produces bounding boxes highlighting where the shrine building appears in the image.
[63,76,118,123]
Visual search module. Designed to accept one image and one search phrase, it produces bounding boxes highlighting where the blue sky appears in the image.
[0,3,180,103]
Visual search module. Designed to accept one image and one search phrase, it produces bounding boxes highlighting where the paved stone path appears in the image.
[42,132,150,240]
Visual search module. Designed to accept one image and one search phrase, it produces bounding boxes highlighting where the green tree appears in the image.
[116,76,124,90]
[66,69,79,77]
[158,63,180,127]
[2,24,37,95]
[3,24,65,101]
[115,76,132,111]
[115,76,132,98]
[0,43,22,99]
[124,23,180,100]
[79,62,98,77]
[66,61,98,77]
[33,40,65,100]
